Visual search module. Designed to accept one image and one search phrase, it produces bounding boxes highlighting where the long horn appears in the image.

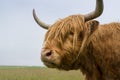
[85,0,104,21]
[33,9,50,29]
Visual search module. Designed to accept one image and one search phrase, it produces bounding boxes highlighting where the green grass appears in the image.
[0,66,84,80]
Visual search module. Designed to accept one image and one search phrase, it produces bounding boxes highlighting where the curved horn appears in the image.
[33,9,50,29]
[85,0,104,21]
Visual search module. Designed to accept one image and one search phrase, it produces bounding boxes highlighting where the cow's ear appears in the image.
[85,20,99,35]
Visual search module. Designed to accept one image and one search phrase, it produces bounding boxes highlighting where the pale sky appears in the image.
[0,0,120,66]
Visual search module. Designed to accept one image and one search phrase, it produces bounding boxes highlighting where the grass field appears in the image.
[0,66,84,80]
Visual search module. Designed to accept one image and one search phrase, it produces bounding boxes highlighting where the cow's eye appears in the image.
[69,32,74,35]
[79,32,84,41]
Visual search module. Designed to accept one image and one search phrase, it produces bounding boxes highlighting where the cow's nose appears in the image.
[41,49,52,59]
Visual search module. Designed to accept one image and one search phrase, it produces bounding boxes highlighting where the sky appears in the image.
[0,0,120,66]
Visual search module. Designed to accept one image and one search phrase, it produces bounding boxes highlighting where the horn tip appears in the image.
[33,9,35,14]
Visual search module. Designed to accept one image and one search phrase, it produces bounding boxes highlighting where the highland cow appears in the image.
[33,0,120,80]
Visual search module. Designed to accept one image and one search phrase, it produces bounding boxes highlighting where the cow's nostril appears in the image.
[41,49,53,58]
[46,51,52,57]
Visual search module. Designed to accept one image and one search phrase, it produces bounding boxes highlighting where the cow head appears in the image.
[33,0,103,70]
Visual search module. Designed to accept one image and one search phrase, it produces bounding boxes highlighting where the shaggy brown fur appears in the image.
[41,15,120,80]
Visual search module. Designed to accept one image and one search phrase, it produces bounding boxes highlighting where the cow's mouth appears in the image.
[42,59,58,68]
